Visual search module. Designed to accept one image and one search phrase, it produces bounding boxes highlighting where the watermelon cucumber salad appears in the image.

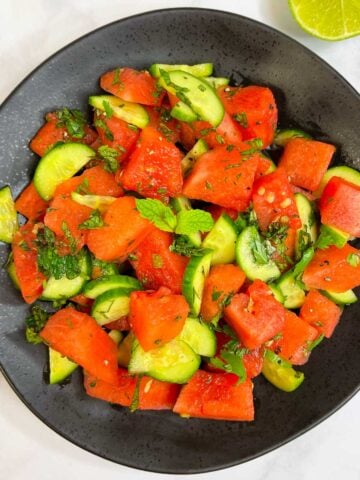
[1,62,360,421]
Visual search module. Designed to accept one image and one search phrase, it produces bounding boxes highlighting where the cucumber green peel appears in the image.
[34,143,95,200]
[262,349,304,392]
[89,94,149,129]
[0,186,18,243]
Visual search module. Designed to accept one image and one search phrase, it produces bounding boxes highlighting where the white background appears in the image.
[1,1,359,479]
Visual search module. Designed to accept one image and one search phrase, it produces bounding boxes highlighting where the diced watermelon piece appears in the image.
[183,144,260,211]
[130,227,188,294]
[302,244,360,293]
[40,308,119,384]
[320,176,360,237]
[279,138,335,191]
[173,370,254,421]
[120,126,183,199]
[270,310,319,365]
[224,280,285,349]
[218,85,278,148]
[129,287,189,351]
[84,368,180,410]
[300,290,342,338]
[252,168,301,231]
[15,182,49,221]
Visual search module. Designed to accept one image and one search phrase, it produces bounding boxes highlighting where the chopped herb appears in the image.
[252,237,269,265]
[233,112,248,128]
[129,375,142,412]
[205,181,213,190]
[98,145,119,173]
[157,187,168,196]
[159,122,174,141]
[135,198,177,232]
[111,68,123,88]
[241,138,263,155]
[199,127,214,136]
[128,124,138,132]
[198,84,206,92]
[25,306,50,344]
[56,108,86,139]
[75,178,90,195]
[102,100,113,118]
[170,236,206,257]
[61,221,78,254]
[94,118,114,141]
[226,144,234,152]
[79,210,104,229]
[211,289,223,302]
[215,134,225,144]
[159,69,171,85]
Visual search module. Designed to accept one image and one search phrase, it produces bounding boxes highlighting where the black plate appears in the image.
[0,8,359,474]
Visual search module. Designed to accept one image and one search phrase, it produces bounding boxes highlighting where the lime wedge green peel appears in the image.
[289,0,360,41]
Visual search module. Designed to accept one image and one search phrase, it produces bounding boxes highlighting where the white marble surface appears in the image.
[1,1,359,479]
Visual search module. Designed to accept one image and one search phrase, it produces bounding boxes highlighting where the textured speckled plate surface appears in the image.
[0,8,359,474]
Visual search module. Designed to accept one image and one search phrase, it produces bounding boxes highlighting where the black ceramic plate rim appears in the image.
[0,7,359,474]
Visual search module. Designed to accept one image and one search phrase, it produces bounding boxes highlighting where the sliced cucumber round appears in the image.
[316,224,350,249]
[202,213,238,265]
[276,270,305,309]
[71,192,116,212]
[149,63,213,78]
[180,317,216,357]
[294,193,318,259]
[204,76,230,89]
[0,186,18,243]
[49,347,77,384]
[34,143,95,200]
[171,196,201,247]
[314,165,360,198]
[170,101,198,123]
[83,274,141,299]
[89,95,149,129]
[182,250,213,316]
[158,70,224,127]
[41,251,91,301]
[268,284,285,304]
[273,128,311,147]
[129,338,200,384]
[236,226,280,282]
[262,349,304,392]
[181,138,209,175]
[91,287,131,326]
[322,289,357,305]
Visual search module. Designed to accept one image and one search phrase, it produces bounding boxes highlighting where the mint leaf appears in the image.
[175,209,214,236]
[79,210,104,230]
[135,198,177,232]
[102,100,113,118]
[98,145,120,173]
[25,306,50,344]
[170,235,206,257]
[56,108,86,139]
[252,237,269,265]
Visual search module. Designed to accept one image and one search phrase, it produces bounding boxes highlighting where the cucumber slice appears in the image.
[269,284,285,304]
[260,153,277,174]
[118,332,135,368]
[316,224,350,249]
[91,287,131,326]
[181,138,209,175]
[89,95,149,129]
[0,186,18,243]
[129,338,200,383]
[7,258,20,290]
[171,197,201,247]
[71,192,116,212]
[294,193,317,259]
[202,213,238,265]
[180,317,216,357]
[108,330,123,346]
[262,349,304,392]
[182,250,213,316]
[41,251,91,301]
[273,128,311,147]
[49,347,77,384]
[170,101,198,123]
[322,289,358,305]
[314,165,360,198]
[83,274,141,299]
[149,63,213,78]
[276,270,305,309]
[204,76,230,89]
[34,143,95,201]
[158,70,224,127]
[236,226,281,282]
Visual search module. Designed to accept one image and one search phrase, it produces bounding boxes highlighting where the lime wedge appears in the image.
[289,0,360,41]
